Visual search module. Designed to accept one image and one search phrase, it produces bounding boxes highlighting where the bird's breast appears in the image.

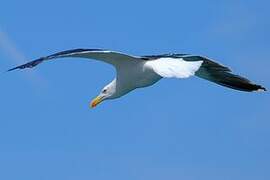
[116,62,161,93]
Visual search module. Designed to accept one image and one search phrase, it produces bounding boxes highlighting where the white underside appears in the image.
[109,57,203,98]
[145,58,203,78]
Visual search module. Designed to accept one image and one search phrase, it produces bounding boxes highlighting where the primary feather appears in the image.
[181,55,266,92]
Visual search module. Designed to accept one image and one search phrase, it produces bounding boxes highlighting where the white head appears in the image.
[90,80,116,108]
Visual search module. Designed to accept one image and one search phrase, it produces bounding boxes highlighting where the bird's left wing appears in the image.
[8,48,140,71]
[145,57,203,78]
[143,54,266,92]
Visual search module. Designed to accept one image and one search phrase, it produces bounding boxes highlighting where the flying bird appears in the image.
[8,49,266,107]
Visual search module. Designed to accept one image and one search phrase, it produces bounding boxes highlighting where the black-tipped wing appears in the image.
[8,48,140,71]
[183,55,266,92]
[142,54,266,92]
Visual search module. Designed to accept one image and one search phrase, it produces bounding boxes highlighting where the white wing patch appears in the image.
[146,58,203,78]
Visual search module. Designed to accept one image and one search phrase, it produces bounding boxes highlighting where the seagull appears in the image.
[8,48,266,108]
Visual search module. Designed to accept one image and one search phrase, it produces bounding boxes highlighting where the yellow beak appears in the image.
[90,96,103,108]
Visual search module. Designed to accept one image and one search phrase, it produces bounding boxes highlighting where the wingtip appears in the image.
[256,86,267,92]
[7,67,17,72]
[259,88,267,92]
[6,65,23,72]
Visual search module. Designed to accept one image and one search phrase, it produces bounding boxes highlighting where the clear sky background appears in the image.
[0,0,269,179]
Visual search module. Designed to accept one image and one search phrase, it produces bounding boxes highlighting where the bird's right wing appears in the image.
[8,48,141,71]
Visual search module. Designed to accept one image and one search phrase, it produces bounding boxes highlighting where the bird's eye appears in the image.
[102,89,107,93]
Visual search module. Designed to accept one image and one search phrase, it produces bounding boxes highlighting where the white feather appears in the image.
[145,58,203,78]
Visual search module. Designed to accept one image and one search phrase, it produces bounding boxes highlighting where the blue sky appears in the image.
[0,0,269,179]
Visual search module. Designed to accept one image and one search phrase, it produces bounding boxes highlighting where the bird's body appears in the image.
[8,48,266,107]
[115,61,161,98]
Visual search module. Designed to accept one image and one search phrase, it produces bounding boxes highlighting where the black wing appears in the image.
[141,54,266,92]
